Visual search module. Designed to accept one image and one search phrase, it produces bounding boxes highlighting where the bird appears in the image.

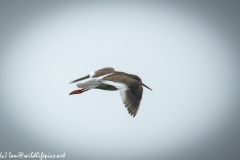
[69,67,152,117]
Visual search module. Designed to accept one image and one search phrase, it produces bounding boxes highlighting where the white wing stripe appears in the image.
[89,71,95,78]
[102,80,129,102]
[96,73,114,80]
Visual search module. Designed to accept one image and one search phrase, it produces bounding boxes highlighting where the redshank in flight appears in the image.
[69,67,152,117]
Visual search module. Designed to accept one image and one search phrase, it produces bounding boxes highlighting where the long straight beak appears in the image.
[69,75,90,84]
[142,83,152,91]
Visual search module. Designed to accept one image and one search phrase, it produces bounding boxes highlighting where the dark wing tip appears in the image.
[124,92,141,117]
[69,75,90,84]
[130,111,137,118]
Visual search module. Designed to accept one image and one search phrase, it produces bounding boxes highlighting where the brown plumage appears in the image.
[69,67,152,117]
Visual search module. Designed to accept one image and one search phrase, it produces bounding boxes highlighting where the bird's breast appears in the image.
[95,83,118,91]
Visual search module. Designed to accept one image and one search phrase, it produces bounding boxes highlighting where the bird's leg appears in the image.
[69,89,89,95]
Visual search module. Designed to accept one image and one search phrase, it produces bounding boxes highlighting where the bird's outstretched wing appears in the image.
[69,67,115,84]
[102,76,143,117]
[69,75,90,84]
[90,67,115,78]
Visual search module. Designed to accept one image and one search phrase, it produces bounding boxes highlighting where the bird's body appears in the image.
[69,67,152,117]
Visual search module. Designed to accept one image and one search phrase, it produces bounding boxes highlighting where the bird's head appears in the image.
[128,74,152,91]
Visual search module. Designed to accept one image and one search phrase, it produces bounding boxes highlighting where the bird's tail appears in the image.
[69,89,89,95]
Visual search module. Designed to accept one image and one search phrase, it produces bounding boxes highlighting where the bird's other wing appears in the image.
[90,67,115,78]
[69,75,90,84]
[77,78,102,90]
[69,67,115,84]
[102,76,143,117]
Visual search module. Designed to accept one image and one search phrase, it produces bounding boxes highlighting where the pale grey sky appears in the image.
[0,1,240,160]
